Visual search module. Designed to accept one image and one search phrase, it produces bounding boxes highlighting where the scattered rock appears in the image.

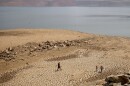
[104,73,130,86]
[0,40,83,61]
[8,47,13,51]
[118,75,129,85]
[105,75,121,83]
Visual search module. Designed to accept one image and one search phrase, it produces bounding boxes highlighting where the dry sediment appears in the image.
[0,40,83,61]
[0,29,130,86]
[0,65,33,84]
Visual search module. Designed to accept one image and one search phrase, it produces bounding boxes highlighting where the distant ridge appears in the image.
[0,0,130,7]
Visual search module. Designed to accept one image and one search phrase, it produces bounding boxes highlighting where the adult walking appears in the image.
[57,62,61,71]
[100,65,104,73]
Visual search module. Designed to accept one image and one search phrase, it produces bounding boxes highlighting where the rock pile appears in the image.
[0,47,16,61]
[104,73,130,86]
[0,40,83,61]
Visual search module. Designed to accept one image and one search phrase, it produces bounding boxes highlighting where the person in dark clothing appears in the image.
[100,65,104,73]
[57,62,61,71]
[96,65,98,72]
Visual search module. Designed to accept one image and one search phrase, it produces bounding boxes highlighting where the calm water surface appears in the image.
[0,7,130,37]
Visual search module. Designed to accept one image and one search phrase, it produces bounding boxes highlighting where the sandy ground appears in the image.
[0,29,91,73]
[0,29,89,51]
[1,49,130,86]
[0,29,130,86]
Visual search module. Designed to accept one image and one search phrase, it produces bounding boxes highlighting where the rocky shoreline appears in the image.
[0,39,84,61]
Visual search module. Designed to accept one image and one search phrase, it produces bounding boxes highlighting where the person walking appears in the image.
[57,62,61,71]
[100,65,104,73]
[96,65,98,72]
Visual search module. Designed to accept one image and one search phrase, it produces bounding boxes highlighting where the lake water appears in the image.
[0,7,130,37]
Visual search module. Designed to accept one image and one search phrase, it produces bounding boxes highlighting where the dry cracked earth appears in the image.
[0,29,130,86]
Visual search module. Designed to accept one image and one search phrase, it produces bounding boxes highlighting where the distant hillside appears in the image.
[0,0,76,6]
[0,0,130,7]
[76,0,130,7]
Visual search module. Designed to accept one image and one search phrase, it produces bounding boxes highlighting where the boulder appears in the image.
[8,47,13,51]
[59,43,66,47]
[105,75,121,83]
[53,45,58,48]
[104,83,121,86]
[105,74,130,86]
[4,50,10,54]
[45,41,51,45]
[118,75,129,85]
